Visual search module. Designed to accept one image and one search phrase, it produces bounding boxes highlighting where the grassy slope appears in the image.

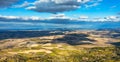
[0,44,120,62]
[0,30,120,62]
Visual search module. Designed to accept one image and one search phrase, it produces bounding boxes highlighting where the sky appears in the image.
[0,0,120,20]
[0,0,120,30]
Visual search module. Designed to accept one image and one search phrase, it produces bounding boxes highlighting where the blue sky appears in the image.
[0,0,120,18]
[0,0,120,30]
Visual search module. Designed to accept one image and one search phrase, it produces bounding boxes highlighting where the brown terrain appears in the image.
[0,30,120,54]
[0,30,120,47]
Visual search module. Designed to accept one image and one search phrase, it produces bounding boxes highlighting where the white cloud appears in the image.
[13,1,30,8]
[3,0,102,13]
[51,14,66,18]
[0,15,119,22]
[0,0,18,8]
[79,15,88,19]
[103,16,120,22]
[13,1,35,8]
[92,16,120,22]
[21,16,44,20]
[85,0,102,8]
[77,15,120,22]
[0,15,19,19]
[77,16,89,21]
[48,14,71,20]
[105,16,117,20]
[109,16,117,19]
[0,15,44,20]
[26,0,101,13]
[85,2,99,8]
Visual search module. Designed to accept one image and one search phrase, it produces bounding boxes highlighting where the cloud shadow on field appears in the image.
[52,33,96,45]
[0,30,65,40]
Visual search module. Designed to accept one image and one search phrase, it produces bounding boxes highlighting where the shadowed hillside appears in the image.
[52,33,96,45]
[0,30,65,40]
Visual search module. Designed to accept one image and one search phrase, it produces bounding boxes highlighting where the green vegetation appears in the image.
[0,47,120,62]
[0,30,120,62]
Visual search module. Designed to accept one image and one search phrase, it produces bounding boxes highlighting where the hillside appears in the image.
[0,30,120,62]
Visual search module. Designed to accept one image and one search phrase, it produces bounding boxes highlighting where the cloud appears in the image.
[26,0,80,13]
[13,1,30,8]
[105,16,118,20]
[0,0,18,8]
[0,15,119,22]
[13,1,35,8]
[79,15,88,19]
[49,14,70,19]
[84,0,102,8]
[0,15,44,20]
[21,16,44,20]
[77,15,120,22]
[78,15,89,21]
[85,2,99,8]
[26,0,101,13]
[0,15,19,19]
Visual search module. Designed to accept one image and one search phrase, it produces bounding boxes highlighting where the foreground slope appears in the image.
[0,30,120,62]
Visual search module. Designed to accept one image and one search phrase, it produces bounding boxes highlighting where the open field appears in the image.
[0,30,120,62]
